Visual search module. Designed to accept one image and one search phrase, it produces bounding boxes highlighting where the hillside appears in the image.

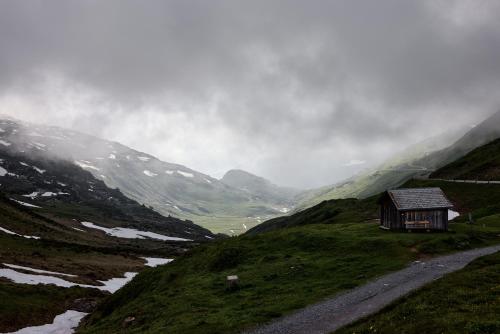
[79,179,500,334]
[296,125,468,209]
[0,147,214,242]
[0,193,149,332]
[0,117,297,234]
[0,142,217,331]
[298,111,500,209]
[430,137,500,180]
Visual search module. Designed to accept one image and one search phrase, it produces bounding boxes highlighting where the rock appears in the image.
[123,316,136,327]
[70,298,99,313]
[226,275,240,290]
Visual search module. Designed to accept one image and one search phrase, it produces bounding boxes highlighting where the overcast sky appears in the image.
[1,0,500,188]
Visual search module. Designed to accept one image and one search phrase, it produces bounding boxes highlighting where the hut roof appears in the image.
[387,187,453,211]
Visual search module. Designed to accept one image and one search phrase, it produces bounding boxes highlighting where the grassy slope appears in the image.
[80,181,500,334]
[247,197,379,235]
[430,138,500,181]
[336,244,500,334]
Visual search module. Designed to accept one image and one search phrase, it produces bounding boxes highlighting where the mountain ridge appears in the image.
[0,117,298,234]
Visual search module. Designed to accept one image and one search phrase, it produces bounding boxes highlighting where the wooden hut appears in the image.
[379,187,453,231]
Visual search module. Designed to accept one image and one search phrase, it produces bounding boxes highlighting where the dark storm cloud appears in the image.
[1,0,500,187]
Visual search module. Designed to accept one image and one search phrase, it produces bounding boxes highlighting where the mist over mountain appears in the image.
[0,116,297,234]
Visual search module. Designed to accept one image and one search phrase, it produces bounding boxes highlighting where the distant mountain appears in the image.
[296,124,469,209]
[220,169,301,212]
[0,117,295,234]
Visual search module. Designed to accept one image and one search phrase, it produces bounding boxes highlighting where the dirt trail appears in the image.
[243,245,500,334]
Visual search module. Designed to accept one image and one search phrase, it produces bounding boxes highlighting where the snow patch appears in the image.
[0,267,136,293]
[3,263,77,277]
[0,139,11,146]
[19,162,29,167]
[32,166,46,174]
[165,170,174,175]
[143,170,158,177]
[177,171,194,178]
[142,257,174,267]
[108,153,116,159]
[5,310,88,334]
[0,166,7,176]
[0,226,40,239]
[81,222,192,241]
[74,160,100,171]
[10,199,42,208]
[448,209,460,221]
[137,156,150,162]
[98,272,137,293]
[41,192,69,197]
[23,192,39,199]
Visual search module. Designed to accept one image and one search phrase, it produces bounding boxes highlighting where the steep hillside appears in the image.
[415,111,500,172]
[297,125,468,209]
[430,138,500,180]
[299,111,500,209]
[0,148,214,242]
[0,117,294,234]
[0,193,154,332]
[220,169,301,212]
[0,147,218,331]
[79,179,500,334]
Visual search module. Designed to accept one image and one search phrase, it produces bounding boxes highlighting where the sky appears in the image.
[0,0,500,188]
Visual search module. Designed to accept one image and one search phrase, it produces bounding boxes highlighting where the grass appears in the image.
[79,181,500,334]
[430,138,500,181]
[247,196,379,235]
[404,179,500,220]
[0,234,145,284]
[336,246,500,334]
[80,216,500,334]
[0,282,104,333]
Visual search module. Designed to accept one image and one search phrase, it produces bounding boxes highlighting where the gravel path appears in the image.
[243,245,500,334]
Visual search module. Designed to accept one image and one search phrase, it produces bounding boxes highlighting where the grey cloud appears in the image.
[1,0,500,188]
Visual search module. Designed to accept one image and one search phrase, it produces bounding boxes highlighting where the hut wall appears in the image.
[381,199,401,229]
[401,209,448,230]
